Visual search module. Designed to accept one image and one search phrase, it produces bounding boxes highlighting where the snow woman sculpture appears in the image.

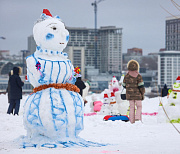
[23,9,103,148]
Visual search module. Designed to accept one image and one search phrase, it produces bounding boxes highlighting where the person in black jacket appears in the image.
[6,71,14,114]
[7,67,24,115]
[161,84,168,97]
[75,77,86,97]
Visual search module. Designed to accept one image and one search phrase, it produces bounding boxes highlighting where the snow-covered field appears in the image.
[0,93,180,154]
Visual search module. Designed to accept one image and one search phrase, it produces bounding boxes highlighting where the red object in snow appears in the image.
[43,9,52,17]
[142,112,158,116]
[103,115,114,121]
[176,76,180,80]
[104,93,109,99]
[25,75,27,80]
[110,92,115,98]
[176,76,180,83]
[84,112,97,116]
[113,87,119,93]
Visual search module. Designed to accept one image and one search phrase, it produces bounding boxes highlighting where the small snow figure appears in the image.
[109,76,120,93]
[168,76,180,105]
[100,93,110,115]
[109,92,119,115]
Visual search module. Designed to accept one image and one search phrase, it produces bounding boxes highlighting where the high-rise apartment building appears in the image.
[158,51,180,88]
[158,16,180,88]
[65,46,85,79]
[66,26,122,74]
[99,26,122,73]
[166,16,180,51]
[65,27,101,70]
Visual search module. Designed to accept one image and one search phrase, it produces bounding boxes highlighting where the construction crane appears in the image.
[91,0,105,69]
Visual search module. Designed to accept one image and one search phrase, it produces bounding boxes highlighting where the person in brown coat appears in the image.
[122,60,145,124]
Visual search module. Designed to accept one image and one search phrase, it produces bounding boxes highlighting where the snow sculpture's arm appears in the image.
[26,55,42,87]
[66,62,76,84]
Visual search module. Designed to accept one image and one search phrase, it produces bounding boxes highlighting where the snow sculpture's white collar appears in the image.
[35,46,68,59]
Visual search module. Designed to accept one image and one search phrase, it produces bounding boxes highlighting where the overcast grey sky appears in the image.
[0,0,179,55]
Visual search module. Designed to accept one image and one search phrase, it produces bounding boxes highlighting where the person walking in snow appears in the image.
[122,60,145,124]
[7,67,24,115]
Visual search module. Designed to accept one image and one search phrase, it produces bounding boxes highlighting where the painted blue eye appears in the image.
[56,16,60,19]
[66,35,69,42]
[46,33,54,40]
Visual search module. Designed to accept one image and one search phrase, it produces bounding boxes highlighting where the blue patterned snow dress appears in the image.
[23,50,84,141]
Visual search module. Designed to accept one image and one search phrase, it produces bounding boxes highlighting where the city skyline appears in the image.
[0,0,179,55]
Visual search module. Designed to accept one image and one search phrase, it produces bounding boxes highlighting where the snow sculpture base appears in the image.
[20,136,106,148]
[24,88,83,139]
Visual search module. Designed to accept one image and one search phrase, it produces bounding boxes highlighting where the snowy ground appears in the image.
[0,93,180,154]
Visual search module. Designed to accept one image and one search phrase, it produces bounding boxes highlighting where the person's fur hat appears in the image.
[127,60,139,72]
[18,67,22,75]
[13,66,22,75]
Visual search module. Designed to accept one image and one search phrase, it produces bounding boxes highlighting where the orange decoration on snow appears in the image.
[33,83,80,93]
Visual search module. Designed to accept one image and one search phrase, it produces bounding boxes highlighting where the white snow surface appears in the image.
[0,93,180,154]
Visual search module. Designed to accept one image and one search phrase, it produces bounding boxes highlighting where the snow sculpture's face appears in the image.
[173,83,180,90]
[33,18,69,51]
[92,94,98,102]
[168,82,180,104]
[110,97,115,102]
[111,78,119,87]
[104,98,109,104]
